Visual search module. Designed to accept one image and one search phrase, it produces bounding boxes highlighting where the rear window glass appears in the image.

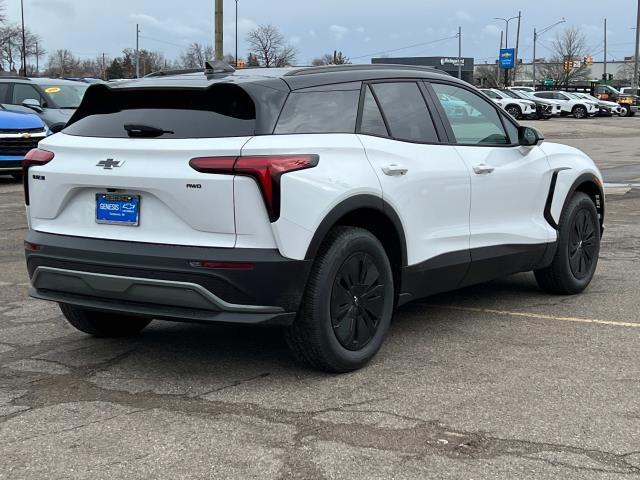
[64,85,256,139]
[275,90,360,134]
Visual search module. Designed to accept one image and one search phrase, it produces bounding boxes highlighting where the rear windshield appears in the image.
[64,85,256,139]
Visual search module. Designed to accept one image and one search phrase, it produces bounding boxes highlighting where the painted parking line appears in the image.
[429,305,640,329]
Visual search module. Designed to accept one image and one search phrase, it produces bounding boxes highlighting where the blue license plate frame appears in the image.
[96,193,140,226]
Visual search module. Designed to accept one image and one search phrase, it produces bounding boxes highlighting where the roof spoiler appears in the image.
[204,60,236,75]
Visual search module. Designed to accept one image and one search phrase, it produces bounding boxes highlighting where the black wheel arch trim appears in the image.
[304,194,408,266]
[545,172,605,234]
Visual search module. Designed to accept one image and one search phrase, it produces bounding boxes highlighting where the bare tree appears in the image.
[474,64,501,88]
[312,51,350,66]
[46,49,80,77]
[616,58,638,83]
[179,43,214,69]
[0,23,41,73]
[538,27,591,85]
[247,24,297,67]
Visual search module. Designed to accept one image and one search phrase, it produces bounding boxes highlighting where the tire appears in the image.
[534,193,600,295]
[59,303,152,337]
[285,227,395,373]
[619,106,630,117]
[630,111,636,117]
[506,105,522,119]
[572,105,588,119]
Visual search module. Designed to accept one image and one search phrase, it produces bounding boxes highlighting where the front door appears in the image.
[429,82,556,284]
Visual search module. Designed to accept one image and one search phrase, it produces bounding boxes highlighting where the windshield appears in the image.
[41,84,89,109]
[499,89,521,99]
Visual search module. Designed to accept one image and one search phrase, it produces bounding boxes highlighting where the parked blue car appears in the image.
[0,107,48,179]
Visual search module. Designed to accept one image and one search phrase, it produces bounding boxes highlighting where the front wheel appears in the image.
[285,227,395,373]
[506,105,522,119]
[573,105,588,119]
[59,303,152,337]
[535,193,600,294]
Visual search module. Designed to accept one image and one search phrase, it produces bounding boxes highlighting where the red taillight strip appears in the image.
[189,154,319,222]
[22,149,55,206]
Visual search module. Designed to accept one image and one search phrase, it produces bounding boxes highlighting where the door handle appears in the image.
[382,164,408,176]
[473,164,495,175]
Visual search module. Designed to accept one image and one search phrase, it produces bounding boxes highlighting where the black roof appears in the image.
[108,64,458,92]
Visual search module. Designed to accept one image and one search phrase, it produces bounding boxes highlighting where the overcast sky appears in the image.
[5,0,639,66]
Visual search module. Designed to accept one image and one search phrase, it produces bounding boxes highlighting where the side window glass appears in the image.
[275,89,360,134]
[431,83,510,145]
[359,86,388,137]
[0,83,9,102]
[371,82,438,143]
[12,84,41,105]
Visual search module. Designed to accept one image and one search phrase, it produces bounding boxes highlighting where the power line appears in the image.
[350,34,459,61]
[139,35,189,50]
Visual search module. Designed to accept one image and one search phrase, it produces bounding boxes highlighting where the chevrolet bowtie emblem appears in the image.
[96,159,124,170]
[21,133,31,139]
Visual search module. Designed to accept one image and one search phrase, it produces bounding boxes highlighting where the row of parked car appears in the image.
[480,86,637,120]
[0,76,89,179]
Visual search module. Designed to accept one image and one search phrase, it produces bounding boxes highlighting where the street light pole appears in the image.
[214,0,223,61]
[457,26,462,80]
[135,24,140,78]
[235,0,239,67]
[494,16,518,86]
[532,18,566,87]
[633,0,640,90]
[20,0,27,77]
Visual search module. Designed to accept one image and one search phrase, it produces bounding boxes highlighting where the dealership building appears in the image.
[371,56,475,83]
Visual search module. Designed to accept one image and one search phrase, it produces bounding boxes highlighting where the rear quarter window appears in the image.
[275,89,360,134]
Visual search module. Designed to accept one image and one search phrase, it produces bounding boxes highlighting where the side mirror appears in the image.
[49,123,66,134]
[519,126,544,146]
[22,98,43,113]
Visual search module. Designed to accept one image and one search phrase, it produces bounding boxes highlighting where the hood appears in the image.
[0,109,45,129]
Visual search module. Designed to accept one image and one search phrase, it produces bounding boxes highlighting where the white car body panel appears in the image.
[358,134,471,266]
[481,89,537,116]
[29,133,250,248]
[540,142,604,225]
[240,134,382,261]
[454,144,557,248]
[533,92,598,116]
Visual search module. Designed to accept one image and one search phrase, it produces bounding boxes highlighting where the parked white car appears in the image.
[23,65,604,372]
[480,88,537,119]
[532,91,598,119]
[572,92,622,116]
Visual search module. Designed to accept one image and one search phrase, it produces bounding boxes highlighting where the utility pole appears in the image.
[457,26,462,79]
[235,0,239,66]
[102,53,106,80]
[20,0,27,77]
[634,0,640,90]
[532,18,566,88]
[215,0,224,61]
[603,18,607,80]
[135,24,140,78]
[35,42,39,77]
[514,11,522,85]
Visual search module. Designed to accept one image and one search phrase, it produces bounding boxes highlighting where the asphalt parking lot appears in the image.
[1,116,639,479]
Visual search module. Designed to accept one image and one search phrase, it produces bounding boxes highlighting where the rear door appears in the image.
[357,81,471,289]
[28,86,257,248]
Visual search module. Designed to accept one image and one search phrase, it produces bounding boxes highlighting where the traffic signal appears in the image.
[583,55,593,66]
[563,58,574,72]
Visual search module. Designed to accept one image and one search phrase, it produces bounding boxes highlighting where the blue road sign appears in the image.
[499,48,515,69]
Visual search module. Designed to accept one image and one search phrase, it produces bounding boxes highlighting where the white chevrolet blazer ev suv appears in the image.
[23,64,604,372]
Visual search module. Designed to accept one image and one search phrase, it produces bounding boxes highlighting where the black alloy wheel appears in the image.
[568,208,598,280]
[330,252,385,351]
[573,105,587,119]
[506,105,522,119]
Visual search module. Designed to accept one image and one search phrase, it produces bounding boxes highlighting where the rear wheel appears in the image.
[285,227,394,373]
[59,303,152,337]
[572,105,588,119]
[535,193,600,294]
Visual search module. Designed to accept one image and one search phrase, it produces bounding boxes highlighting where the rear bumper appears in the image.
[25,231,312,326]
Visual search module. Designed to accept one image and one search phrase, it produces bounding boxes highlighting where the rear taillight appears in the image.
[23,148,55,206]
[189,154,319,221]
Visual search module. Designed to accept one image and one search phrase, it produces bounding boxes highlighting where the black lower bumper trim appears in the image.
[30,288,296,326]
